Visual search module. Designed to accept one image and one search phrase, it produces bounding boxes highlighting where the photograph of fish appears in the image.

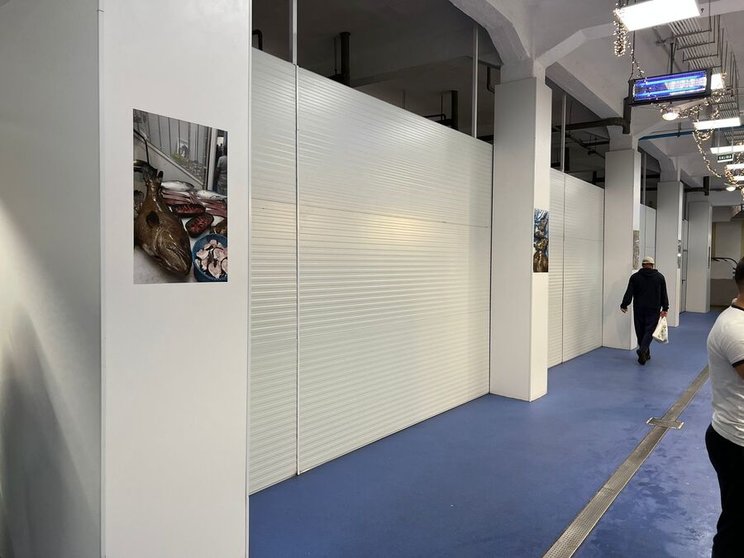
[533,209,549,273]
[133,109,228,284]
[633,229,640,269]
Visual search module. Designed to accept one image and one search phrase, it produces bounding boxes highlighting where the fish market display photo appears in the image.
[133,109,228,284]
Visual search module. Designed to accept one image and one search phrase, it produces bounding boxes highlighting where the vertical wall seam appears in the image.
[294,64,301,476]
[561,176,567,364]
[488,135,495,392]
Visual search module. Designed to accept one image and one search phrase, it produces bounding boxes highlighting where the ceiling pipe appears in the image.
[329,32,351,86]
[252,29,264,51]
[451,90,459,131]
[564,98,631,134]
[639,130,695,141]
[564,118,626,131]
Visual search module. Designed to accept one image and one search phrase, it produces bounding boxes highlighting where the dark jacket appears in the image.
[621,267,669,311]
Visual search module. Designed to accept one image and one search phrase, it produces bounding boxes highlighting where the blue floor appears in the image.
[250,312,720,557]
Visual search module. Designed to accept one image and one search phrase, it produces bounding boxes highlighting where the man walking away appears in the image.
[620,256,669,365]
[706,257,744,558]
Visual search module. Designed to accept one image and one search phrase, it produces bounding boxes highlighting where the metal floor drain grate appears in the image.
[542,366,710,558]
[646,417,684,429]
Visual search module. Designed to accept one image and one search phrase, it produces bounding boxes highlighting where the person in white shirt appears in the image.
[706,257,744,557]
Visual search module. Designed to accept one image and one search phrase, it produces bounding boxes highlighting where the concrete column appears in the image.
[603,149,641,350]
[656,181,684,326]
[687,201,712,312]
[490,76,551,401]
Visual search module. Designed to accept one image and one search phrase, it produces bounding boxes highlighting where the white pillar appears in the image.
[656,181,683,326]
[603,149,641,350]
[491,76,551,401]
[687,201,712,312]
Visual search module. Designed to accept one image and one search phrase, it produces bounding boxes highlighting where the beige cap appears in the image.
[642,256,655,265]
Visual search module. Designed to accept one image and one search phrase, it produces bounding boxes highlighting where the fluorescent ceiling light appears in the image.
[711,145,744,155]
[615,0,700,32]
[734,176,744,183]
[727,163,744,170]
[695,116,742,130]
[712,73,725,90]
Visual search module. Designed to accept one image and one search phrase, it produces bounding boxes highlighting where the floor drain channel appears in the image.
[542,366,710,558]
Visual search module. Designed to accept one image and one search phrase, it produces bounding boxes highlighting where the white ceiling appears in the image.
[253,0,744,202]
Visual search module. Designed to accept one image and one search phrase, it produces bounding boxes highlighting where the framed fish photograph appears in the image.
[133,109,228,284]
[533,209,549,273]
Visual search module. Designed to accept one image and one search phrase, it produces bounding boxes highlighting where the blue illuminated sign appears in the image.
[630,69,711,105]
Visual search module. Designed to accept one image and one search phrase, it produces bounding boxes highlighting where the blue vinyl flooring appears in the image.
[250,311,720,557]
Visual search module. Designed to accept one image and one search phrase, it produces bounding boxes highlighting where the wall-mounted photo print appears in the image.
[633,230,640,270]
[133,109,228,284]
[533,209,549,273]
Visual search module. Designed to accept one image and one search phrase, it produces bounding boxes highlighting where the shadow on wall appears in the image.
[0,310,97,558]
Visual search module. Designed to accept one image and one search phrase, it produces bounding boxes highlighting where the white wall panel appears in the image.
[297,69,491,472]
[250,51,298,493]
[549,173,604,365]
[639,205,657,262]
[548,170,565,367]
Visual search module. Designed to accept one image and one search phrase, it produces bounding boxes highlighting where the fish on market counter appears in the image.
[134,169,192,276]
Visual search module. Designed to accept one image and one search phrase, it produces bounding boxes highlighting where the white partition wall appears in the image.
[0,1,101,555]
[548,171,604,366]
[687,201,712,313]
[656,181,683,327]
[250,51,298,492]
[101,2,251,555]
[603,149,641,350]
[296,69,492,472]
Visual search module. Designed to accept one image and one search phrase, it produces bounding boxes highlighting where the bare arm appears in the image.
[735,362,744,381]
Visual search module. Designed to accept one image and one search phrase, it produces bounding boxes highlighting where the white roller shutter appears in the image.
[296,69,492,472]
[548,172,604,365]
[562,175,604,361]
[548,170,565,367]
[250,51,298,493]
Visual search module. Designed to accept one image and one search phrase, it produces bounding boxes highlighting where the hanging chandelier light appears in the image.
[661,107,680,121]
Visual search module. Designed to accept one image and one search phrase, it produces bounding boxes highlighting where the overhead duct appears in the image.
[731,205,744,221]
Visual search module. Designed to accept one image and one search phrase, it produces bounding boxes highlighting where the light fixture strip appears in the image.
[694,117,742,131]
[615,0,700,32]
[711,145,744,155]
[727,163,744,170]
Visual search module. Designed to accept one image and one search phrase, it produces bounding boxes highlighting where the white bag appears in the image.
[652,316,669,344]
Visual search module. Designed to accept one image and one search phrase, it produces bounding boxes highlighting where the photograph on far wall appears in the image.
[533,209,549,273]
[133,109,228,284]
[677,239,683,269]
[633,230,640,269]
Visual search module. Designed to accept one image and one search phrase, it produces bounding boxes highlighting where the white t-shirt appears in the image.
[707,304,744,446]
